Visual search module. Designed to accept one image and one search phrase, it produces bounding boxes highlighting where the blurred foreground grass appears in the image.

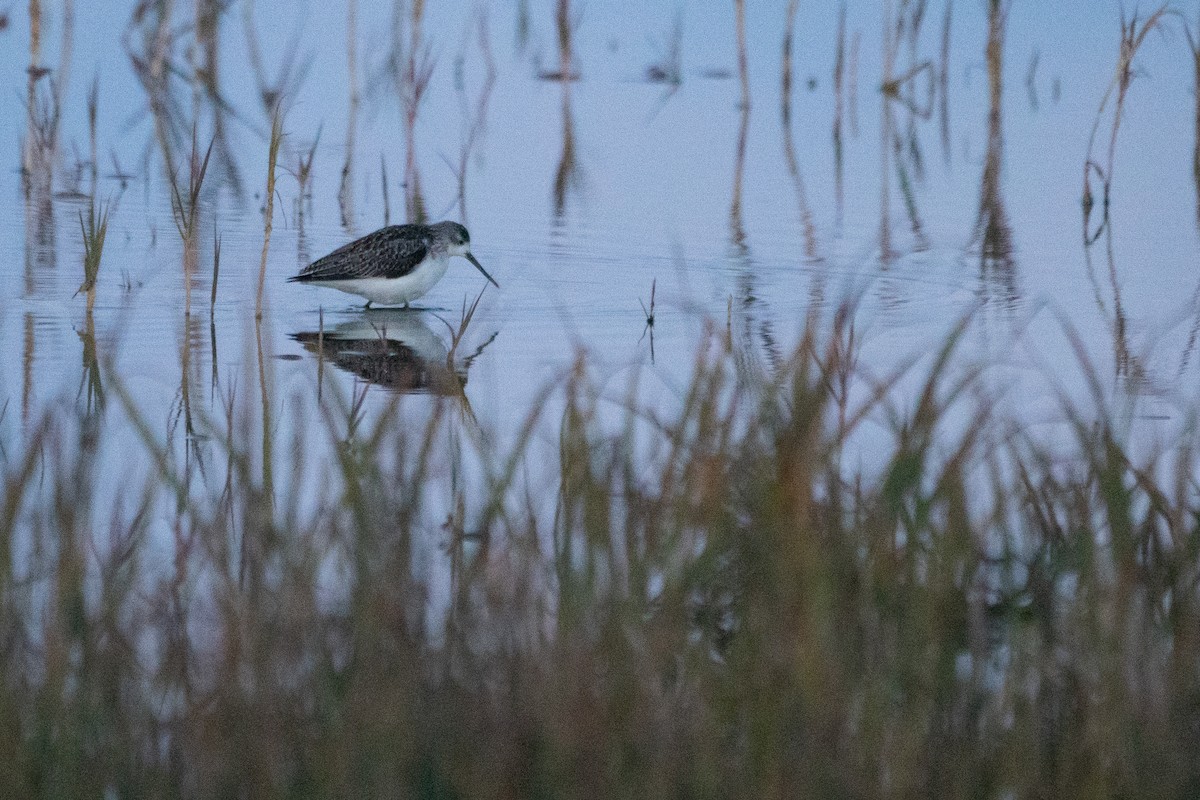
[1,307,1199,799]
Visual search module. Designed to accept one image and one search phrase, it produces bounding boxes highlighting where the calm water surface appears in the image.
[1,2,1198,546]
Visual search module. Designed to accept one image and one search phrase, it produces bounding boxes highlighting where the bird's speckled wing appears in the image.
[291,225,428,282]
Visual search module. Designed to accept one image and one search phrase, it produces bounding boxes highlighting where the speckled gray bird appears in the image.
[289,221,498,308]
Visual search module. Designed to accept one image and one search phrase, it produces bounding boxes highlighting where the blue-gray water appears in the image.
[2,2,1198,549]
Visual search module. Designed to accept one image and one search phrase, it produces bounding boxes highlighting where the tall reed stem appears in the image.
[256,108,282,320]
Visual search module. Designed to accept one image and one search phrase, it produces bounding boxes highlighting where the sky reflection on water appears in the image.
[0,1,1198,496]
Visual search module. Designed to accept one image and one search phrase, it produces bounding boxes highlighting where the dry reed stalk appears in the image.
[316,307,324,403]
[973,0,1013,283]
[168,132,213,318]
[381,155,390,226]
[24,0,38,179]
[833,2,846,129]
[849,28,860,134]
[735,0,750,108]
[782,0,800,122]
[779,1,819,259]
[197,0,243,195]
[87,74,98,190]
[400,0,434,222]
[77,200,110,315]
[881,1,934,118]
[552,78,577,218]
[255,317,273,514]
[210,227,220,315]
[339,0,359,230]
[1184,10,1200,228]
[557,0,572,80]
[833,3,847,229]
[22,314,33,423]
[1083,4,1169,212]
[454,9,498,222]
[730,106,750,245]
[939,0,952,160]
[645,10,683,85]
[55,0,74,111]
[348,0,359,117]
[1025,48,1040,110]
[150,0,175,164]
[879,0,895,262]
[516,0,530,52]
[256,108,283,320]
[242,0,310,115]
[29,0,41,59]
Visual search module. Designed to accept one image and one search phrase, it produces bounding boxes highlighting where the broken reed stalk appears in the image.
[256,107,283,320]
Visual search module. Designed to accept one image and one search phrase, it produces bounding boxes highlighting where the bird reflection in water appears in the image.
[291,308,496,398]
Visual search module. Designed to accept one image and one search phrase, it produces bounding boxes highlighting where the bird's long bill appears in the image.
[466,252,500,289]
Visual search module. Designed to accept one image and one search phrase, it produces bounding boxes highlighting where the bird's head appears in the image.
[434,221,498,289]
[437,221,472,257]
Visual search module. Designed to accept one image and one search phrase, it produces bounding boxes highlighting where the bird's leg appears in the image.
[364,300,372,310]
[403,301,410,310]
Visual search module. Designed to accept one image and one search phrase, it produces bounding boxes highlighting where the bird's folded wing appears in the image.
[293,227,428,282]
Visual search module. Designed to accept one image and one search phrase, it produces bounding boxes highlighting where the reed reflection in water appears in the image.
[970,0,1015,304]
[1,2,1200,796]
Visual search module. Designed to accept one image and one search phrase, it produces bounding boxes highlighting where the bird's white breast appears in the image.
[312,255,451,305]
